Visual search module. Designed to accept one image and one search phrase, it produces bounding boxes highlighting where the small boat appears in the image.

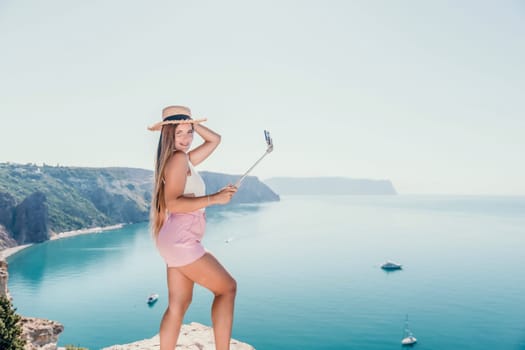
[147,293,159,305]
[381,261,402,270]
[401,315,417,346]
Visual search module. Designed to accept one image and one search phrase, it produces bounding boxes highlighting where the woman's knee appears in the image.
[168,294,192,313]
[217,277,237,297]
[230,278,237,295]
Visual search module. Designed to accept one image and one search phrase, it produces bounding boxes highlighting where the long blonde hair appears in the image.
[150,124,179,239]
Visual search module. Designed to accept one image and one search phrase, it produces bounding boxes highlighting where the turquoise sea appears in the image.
[7,195,525,349]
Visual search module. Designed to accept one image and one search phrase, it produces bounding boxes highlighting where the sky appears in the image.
[1,1,524,195]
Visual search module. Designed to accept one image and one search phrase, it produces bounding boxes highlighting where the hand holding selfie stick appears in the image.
[234,130,274,188]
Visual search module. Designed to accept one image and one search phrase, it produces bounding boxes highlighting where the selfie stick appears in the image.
[234,130,274,188]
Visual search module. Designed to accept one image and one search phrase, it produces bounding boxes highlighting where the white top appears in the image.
[184,161,206,197]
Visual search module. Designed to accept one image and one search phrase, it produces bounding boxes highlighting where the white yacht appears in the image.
[381,261,402,270]
[401,315,417,346]
[147,293,159,305]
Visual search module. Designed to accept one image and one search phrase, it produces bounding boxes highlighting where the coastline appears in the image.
[0,244,33,260]
[0,223,125,260]
[49,223,124,241]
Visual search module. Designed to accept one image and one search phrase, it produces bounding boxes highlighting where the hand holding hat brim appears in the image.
[147,118,208,131]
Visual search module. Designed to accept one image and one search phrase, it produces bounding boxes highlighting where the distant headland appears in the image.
[264,176,397,195]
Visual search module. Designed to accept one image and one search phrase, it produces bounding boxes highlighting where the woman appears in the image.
[149,105,238,350]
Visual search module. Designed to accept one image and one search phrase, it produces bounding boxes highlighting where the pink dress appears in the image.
[156,161,207,267]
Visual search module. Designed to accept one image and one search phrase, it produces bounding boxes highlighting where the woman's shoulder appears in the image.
[165,150,189,169]
[171,150,188,161]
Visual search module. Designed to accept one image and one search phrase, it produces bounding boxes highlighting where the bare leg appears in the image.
[159,266,194,350]
[178,252,237,350]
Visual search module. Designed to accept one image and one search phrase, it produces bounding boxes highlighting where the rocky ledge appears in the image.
[2,259,64,350]
[101,322,255,350]
[21,317,64,350]
[3,260,254,349]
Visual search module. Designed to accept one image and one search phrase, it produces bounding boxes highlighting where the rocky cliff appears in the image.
[3,259,256,350]
[12,192,49,244]
[101,322,254,350]
[3,260,253,349]
[0,225,17,249]
[202,171,280,204]
[0,192,16,230]
[0,163,279,249]
[1,259,64,350]
[0,192,18,248]
[20,317,64,350]
[0,164,150,235]
[0,190,48,246]
[0,259,8,298]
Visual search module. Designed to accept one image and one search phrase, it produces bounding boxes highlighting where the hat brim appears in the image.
[147,118,208,131]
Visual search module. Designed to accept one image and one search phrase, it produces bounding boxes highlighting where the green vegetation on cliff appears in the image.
[0,163,151,233]
[0,296,26,350]
[0,163,279,243]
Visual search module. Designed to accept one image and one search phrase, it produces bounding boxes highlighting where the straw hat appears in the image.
[147,105,207,131]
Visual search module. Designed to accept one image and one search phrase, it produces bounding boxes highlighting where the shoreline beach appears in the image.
[0,223,125,260]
